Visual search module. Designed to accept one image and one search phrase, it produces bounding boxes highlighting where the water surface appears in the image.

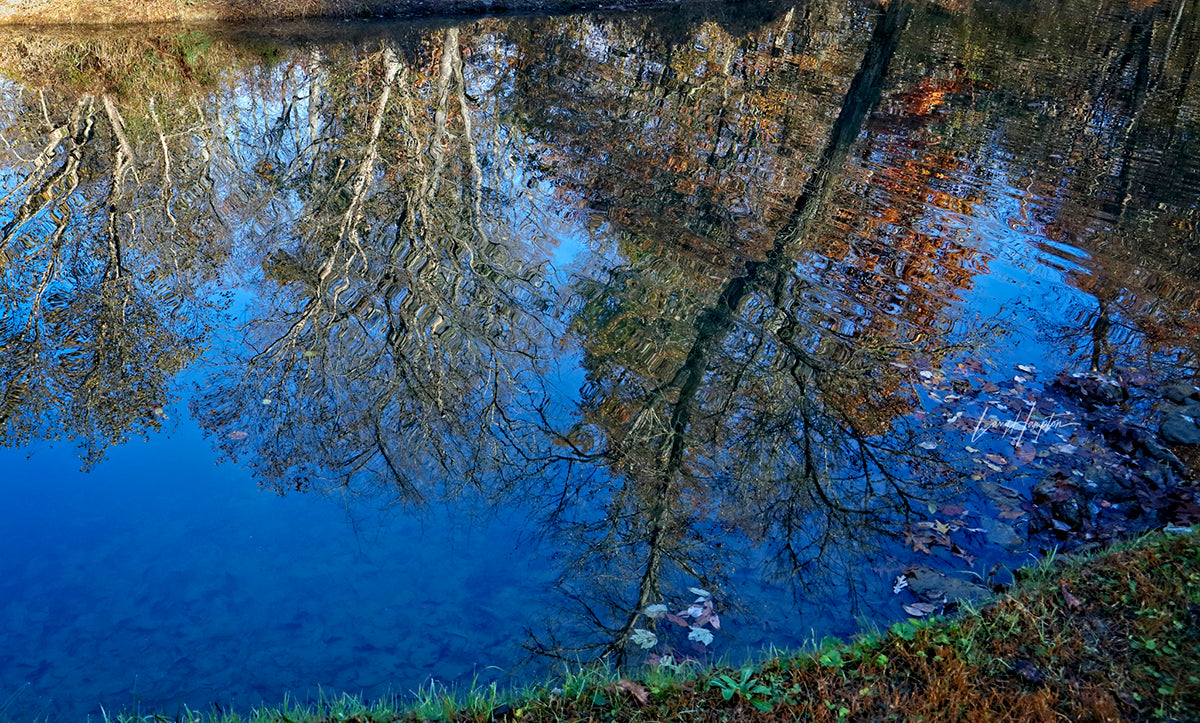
[1,0,1198,718]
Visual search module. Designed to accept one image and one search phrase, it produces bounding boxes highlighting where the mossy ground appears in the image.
[106,531,1199,723]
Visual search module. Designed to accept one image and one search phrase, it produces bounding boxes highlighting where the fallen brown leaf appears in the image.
[615,680,649,705]
[905,530,933,554]
[1061,583,1084,612]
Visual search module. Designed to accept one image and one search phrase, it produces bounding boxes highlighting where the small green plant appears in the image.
[819,647,845,668]
[890,620,918,641]
[708,667,773,712]
[823,698,852,722]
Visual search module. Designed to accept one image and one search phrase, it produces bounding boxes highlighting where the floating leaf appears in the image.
[630,629,658,649]
[708,613,721,630]
[686,605,705,618]
[689,587,712,601]
[666,613,690,627]
[893,575,909,594]
[1013,444,1036,465]
[939,504,965,516]
[918,441,938,450]
[226,430,249,440]
[688,627,714,645]
[984,453,1008,466]
[691,600,715,626]
[919,371,934,379]
[1016,364,1037,374]
[643,604,669,619]
[905,530,932,554]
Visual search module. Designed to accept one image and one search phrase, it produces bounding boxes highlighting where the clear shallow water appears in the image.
[1,0,1198,718]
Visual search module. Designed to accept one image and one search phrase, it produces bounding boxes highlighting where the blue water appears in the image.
[0,406,556,717]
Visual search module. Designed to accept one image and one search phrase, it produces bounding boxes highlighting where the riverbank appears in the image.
[103,530,1198,723]
[0,0,684,25]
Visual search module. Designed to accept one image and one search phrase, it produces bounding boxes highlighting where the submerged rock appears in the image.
[981,517,1026,549]
[1032,474,1090,530]
[903,566,991,604]
[1053,371,1126,408]
[1081,465,1135,503]
[1162,382,1200,405]
[1161,408,1200,445]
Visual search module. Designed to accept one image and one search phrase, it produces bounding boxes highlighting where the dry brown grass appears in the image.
[0,0,605,25]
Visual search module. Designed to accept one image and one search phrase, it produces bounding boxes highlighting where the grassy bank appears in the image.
[105,531,1198,723]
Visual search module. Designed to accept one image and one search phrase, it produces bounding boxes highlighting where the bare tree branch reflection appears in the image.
[0,79,217,465]
[189,36,560,504]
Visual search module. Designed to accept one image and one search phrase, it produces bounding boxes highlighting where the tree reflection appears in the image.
[1,0,1197,671]
[898,0,1200,376]
[1040,0,1200,377]
[189,34,563,502]
[516,0,994,663]
[0,76,219,465]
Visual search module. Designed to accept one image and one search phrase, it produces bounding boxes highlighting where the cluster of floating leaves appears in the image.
[634,587,720,662]
[888,356,1199,618]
